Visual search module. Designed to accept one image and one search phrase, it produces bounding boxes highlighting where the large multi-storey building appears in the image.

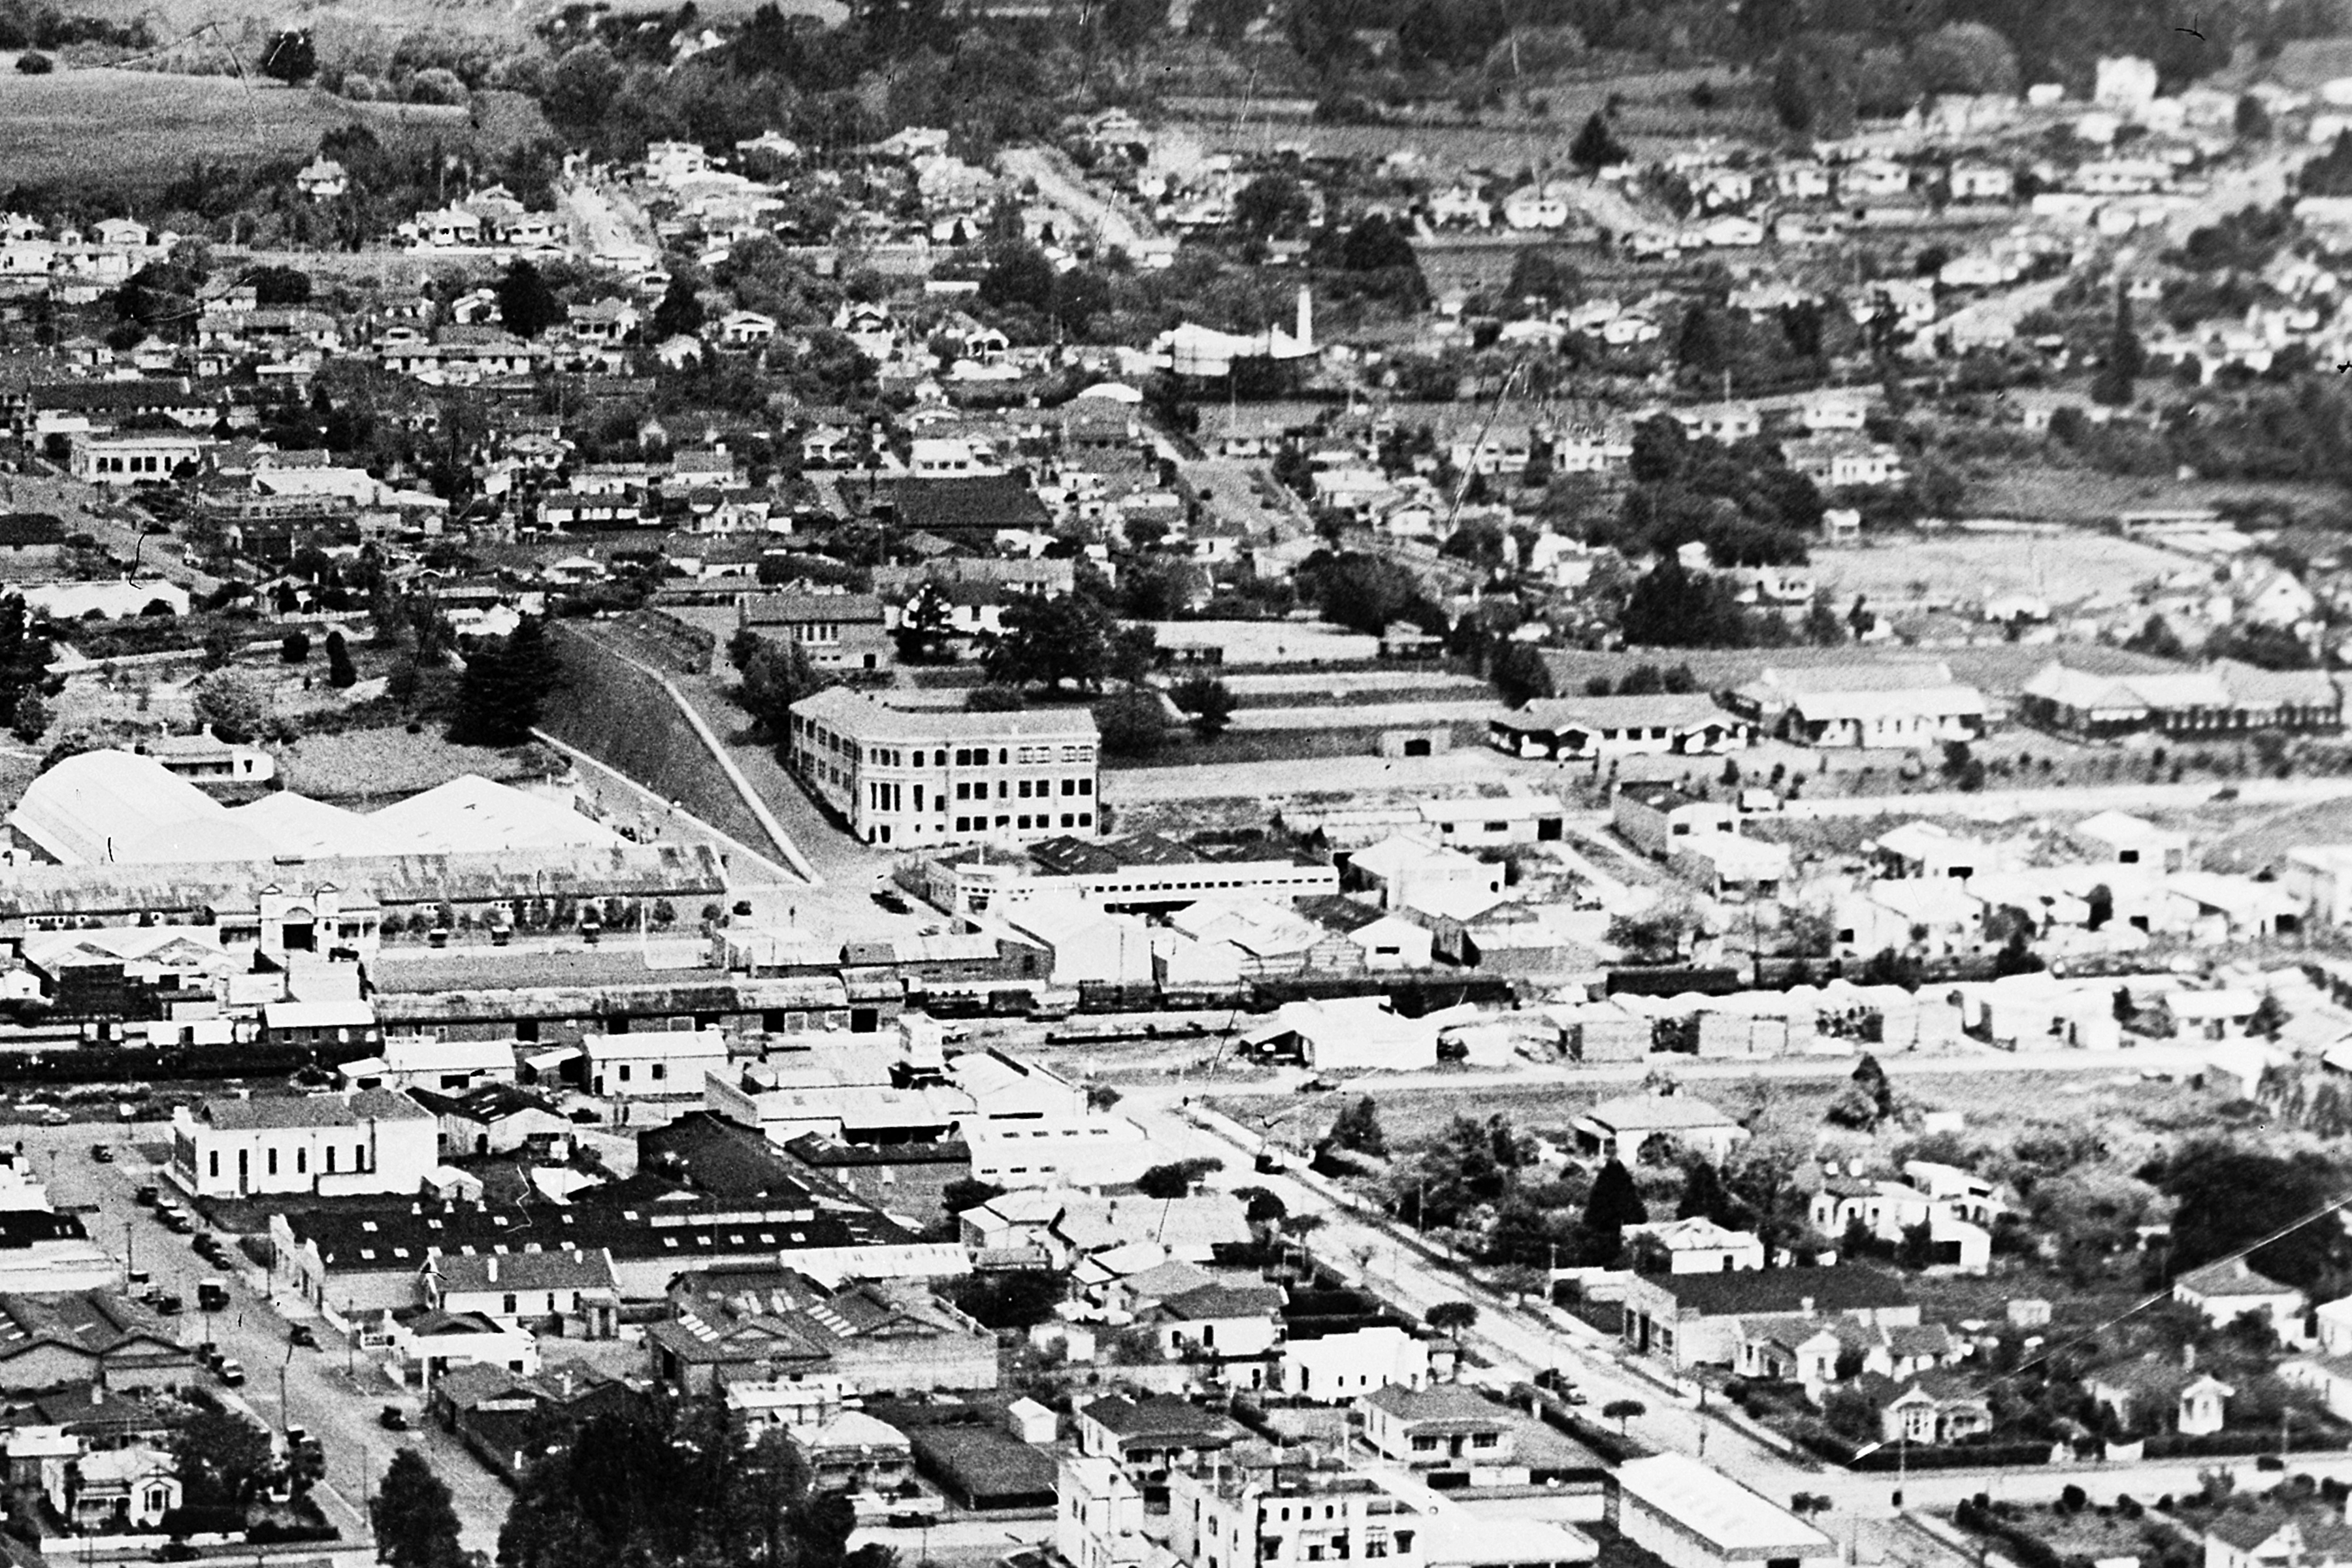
[787,687,1101,849]
[1171,1460,1437,1568]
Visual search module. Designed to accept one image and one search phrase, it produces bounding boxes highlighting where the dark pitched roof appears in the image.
[1296,894,1386,935]
[282,1192,917,1274]
[2177,1258,2300,1298]
[2204,1503,2352,1557]
[640,1112,841,1203]
[741,593,884,627]
[781,1134,971,1168]
[407,1083,566,1125]
[1081,1395,1241,1447]
[1644,1266,1911,1318]
[906,1425,1057,1508]
[888,476,1052,534]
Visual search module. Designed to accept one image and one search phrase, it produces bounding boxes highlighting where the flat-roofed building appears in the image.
[787,687,1099,849]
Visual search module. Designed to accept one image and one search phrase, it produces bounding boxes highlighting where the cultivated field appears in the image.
[1810,526,2191,609]
[0,67,377,187]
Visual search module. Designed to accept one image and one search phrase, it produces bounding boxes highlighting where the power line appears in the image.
[1853,1178,2352,1458]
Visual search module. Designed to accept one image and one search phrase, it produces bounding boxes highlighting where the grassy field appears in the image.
[0,67,379,187]
[2195,793,2352,872]
[1812,527,2191,610]
[1166,67,1756,168]
[540,627,787,863]
[1965,466,2351,527]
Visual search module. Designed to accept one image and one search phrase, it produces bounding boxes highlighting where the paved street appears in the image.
[1108,1055,2321,1525]
[999,146,1158,255]
[31,1125,513,1560]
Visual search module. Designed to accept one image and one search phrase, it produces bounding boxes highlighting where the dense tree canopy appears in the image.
[2150,1140,2348,1292]
[454,616,562,746]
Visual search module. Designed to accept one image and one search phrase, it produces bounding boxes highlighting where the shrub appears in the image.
[16,51,52,73]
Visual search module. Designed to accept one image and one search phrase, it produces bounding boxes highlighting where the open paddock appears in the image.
[1812,525,2190,610]
[0,68,417,189]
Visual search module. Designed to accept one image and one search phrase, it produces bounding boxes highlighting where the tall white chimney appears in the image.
[1296,285,1313,353]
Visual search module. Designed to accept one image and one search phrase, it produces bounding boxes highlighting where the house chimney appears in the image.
[1296,286,1313,353]
[487,1256,498,1282]
[2183,1343,2195,1372]
[1800,1296,1816,1317]
[89,1384,103,1407]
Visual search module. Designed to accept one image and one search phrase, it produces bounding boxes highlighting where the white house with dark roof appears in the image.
[2172,1257,2310,1341]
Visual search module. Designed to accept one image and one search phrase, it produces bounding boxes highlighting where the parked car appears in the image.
[1533,1367,1589,1405]
[89,1143,113,1162]
[153,1294,182,1316]
[378,1407,410,1431]
[288,1324,318,1348]
[133,1185,160,1207]
[216,1359,245,1387]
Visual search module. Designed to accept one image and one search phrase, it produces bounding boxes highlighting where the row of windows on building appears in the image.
[86,452,178,474]
[953,811,1094,833]
[868,777,1095,813]
[208,1144,372,1179]
[864,742,1096,768]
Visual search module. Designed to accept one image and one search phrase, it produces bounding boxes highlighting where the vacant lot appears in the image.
[1222,1061,2220,1156]
[0,67,374,187]
[1812,527,2189,610]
